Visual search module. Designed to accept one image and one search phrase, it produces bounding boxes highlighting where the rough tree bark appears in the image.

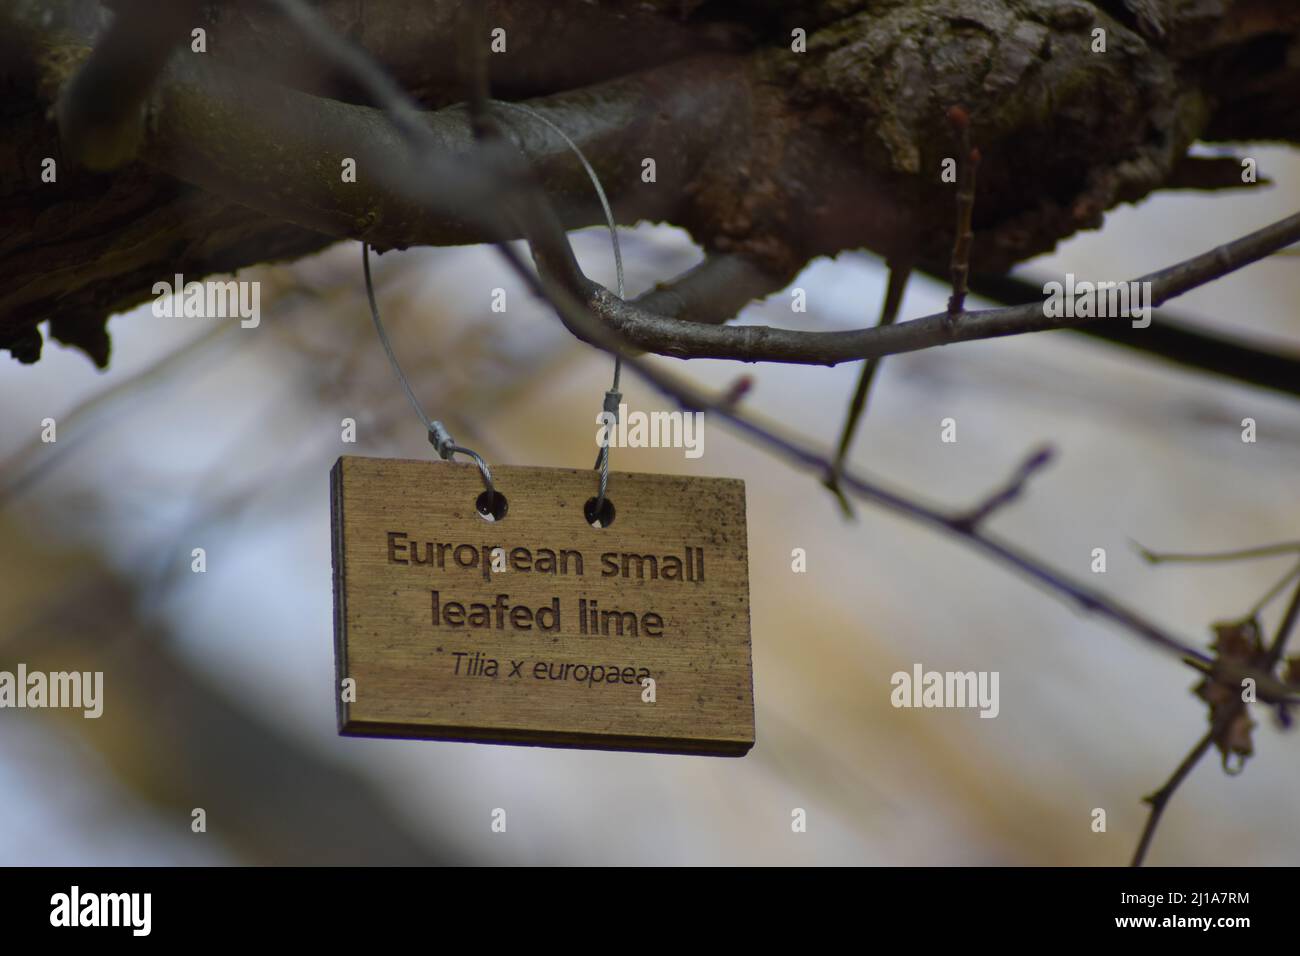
[2,0,1298,366]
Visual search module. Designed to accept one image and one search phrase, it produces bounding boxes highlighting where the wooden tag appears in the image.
[330,455,754,756]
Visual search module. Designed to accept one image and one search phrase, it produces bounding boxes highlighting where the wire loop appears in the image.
[450,444,496,506]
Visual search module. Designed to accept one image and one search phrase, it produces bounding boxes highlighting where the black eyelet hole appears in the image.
[583,496,615,528]
[475,490,508,522]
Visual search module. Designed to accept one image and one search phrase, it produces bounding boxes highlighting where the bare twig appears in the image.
[1130,725,1219,867]
[1264,576,1300,670]
[825,261,912,514]
[588,210,1300,364]
[945,106,978,322]
[1132,542,1300,629]
[954,270,1300,400]
[952,446,1054,532]
[1250,563,1300,620]
[1135,541,1300,565]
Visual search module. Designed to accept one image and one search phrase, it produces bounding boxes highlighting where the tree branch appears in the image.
[1130,726,1217,867]
[10,0,1300,370]
[957,271,1300,399]
[266,0,1217,677]
[632,254,792,326]
[142,49,744,251]
[585,211,1300,364]
[825,260,911,513]
[55,0,201,170]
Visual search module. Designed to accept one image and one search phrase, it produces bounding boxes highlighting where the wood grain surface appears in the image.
[331,456,754,756]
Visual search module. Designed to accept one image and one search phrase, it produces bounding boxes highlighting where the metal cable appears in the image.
[362,242,496,508]
[491,100,624,523]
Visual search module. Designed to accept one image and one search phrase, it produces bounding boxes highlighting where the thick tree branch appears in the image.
[147,52,744,251]
[9,0,1300,367]
[212,0,750,108]
[1,0,744,356]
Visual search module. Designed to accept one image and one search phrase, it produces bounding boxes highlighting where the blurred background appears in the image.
[1,146,1298,866]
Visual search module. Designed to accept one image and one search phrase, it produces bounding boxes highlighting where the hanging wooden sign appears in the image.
[330,455,754,756]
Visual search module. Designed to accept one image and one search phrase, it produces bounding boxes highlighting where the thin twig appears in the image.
[1248,562,1300,619]
[586,210,1300,364]
[951,270,1300,400]
[953,446,1054,531]
[825,260,912,515]
[1134,541,1300,565]
[946,106,978,322]
[1134,544,1300,619]
[1131,726,1218,867]
[1264,575,1300,670]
